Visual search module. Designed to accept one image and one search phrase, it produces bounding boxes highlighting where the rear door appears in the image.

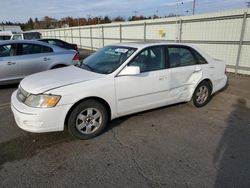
[0,43,20,82]
[167,45,205,101]
[17,43,54,77]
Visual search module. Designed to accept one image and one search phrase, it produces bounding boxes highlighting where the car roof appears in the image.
[111,41,195,49]
[110,41,212,61]
[0,40,68,52]
[39,38,61,40]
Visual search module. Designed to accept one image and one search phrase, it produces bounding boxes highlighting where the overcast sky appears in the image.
[0,0,248,22]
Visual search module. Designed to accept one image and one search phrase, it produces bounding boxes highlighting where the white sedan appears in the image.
[11,42,227,139]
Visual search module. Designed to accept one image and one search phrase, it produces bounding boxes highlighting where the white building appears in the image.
[0,25,22,33]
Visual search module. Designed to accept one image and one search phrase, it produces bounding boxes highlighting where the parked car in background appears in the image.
[11,42,227,139]
[0,31,13,40]
[11,32,42,40]
[0,40,79,85]
[39,38,78,52]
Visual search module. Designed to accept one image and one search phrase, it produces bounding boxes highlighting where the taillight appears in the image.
[73,53,79,61]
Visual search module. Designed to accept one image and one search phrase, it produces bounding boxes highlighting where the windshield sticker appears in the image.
[115,48,128,53]
[105,51,117,55]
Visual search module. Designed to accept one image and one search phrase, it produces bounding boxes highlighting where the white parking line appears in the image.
[0,103,10,109]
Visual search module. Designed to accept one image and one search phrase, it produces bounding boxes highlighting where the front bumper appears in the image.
[11,90,72,133]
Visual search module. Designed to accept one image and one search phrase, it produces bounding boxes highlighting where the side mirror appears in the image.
[118,66,140,76]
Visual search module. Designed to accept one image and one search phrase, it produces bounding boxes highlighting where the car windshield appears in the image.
[80,46,137,74]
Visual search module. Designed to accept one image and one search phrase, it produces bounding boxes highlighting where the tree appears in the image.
[128,15,148,21]
[103,16,111,24]
[113,16,125,22]
[26,18,34,29]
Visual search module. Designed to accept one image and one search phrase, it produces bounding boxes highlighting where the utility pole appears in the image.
[133,11,138,17]
[192,0,196,15]
[246,1,250,8]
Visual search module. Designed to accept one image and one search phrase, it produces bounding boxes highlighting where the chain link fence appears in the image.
[38,8,250,75]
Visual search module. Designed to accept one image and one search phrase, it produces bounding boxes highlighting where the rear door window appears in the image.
[167,46,198,68]
[191,49,208,64]
[20,43,53,55]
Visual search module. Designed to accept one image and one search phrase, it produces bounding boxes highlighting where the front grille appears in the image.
[17,86,29,103]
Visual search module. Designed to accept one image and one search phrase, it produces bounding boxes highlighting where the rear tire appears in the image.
[67,100,108,139]
[190,81,212,108]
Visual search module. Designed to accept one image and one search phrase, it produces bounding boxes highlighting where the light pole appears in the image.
[133,11,138,17]
[156,10,159,18]
[192,0,196,15]
[247,1,250,8]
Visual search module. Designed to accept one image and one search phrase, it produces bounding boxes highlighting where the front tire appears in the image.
[67,100,108,139]
[190,81,212,108]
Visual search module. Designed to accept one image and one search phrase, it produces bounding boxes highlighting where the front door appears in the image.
[115,46,171,116]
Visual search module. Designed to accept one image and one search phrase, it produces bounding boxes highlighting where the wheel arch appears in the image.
[50,64,68,69]
[64,96,112,129]
[189,78,213,101]
[199,78,213,91]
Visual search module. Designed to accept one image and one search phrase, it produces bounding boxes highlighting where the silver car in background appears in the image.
[0,40,79,85]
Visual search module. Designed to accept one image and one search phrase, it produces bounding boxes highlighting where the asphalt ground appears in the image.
[0,59,250,187]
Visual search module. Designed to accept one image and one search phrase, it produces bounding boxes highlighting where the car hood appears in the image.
[20,66,104,94]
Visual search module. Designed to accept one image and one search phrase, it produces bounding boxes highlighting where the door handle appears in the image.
[193,66,202,73]
[159,75,167,80]
[7,62,16,65]
[43,57,51,61]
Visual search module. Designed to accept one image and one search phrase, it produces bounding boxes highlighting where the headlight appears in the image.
[24,94,61,108]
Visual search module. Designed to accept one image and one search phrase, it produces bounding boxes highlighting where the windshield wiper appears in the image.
[81,63,109,74]
[81,63,94,71]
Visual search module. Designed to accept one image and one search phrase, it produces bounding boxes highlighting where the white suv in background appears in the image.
[0,31,13,40]
[10,32,42,40]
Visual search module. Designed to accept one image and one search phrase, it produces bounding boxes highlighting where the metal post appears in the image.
[119,24,122,43]
[179,19,183,43]
[71,28,73,43]
[59,29,61,39]
[235,12,247,74]
[54,30,56,38]
[144,22,147,42]
[192,0,196,15]
[102,25,104,47]
[90,27,93,50]
[79,27,82,48]
[64,28,66,41]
